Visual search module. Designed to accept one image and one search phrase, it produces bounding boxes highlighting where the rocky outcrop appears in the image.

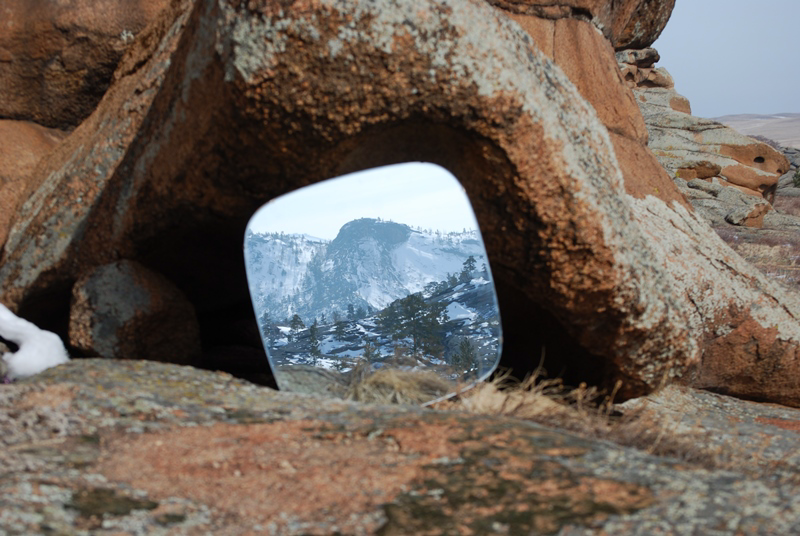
[710,147,800,294]
[3,0,800,406]
[0,0,702,399]
[485,0,675,49]
[4,359,800,534]
[618,72,800,401]
[0,0,170,128]
[495,5,685,207]
[620,48,791,212]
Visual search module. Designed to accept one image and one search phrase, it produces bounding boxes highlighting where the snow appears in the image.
[0,303,69,380]
[246,219,502,385]
[446,302,476,321]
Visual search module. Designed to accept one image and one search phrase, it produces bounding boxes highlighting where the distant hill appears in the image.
[714,113,800,149]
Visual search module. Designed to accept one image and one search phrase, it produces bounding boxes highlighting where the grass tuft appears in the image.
[434,367,732,469]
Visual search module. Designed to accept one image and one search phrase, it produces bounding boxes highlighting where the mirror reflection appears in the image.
[244,163,502,404]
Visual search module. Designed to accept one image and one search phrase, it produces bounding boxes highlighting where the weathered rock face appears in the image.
[6,359,800,534]
[3,0,800,406]
[0,0,170,128]
[0,0,698,399]
[69,260,200,363]
[485,0,675,49]
[499,13,686,207]
[0,120,68,249]
[710,147,800,295]
[620,48,791,210]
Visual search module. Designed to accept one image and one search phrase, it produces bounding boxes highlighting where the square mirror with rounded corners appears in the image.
[243,162,502,405]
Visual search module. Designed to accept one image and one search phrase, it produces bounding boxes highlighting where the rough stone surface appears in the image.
[620,48,790,205]
[503,15,686,206]
[69,260,201,363]
[630,80,790,203]
[486,0,676,49]
[0,120,68,249]
[680,177,774,228]
[617,48,674,89]
[630,195,800,406]
[3,359,800,534]
[2,0,800,406]
[0,0,699,399]
[0,0,170,128]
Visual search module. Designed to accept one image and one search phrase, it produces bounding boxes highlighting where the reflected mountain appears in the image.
[245,217,501,389]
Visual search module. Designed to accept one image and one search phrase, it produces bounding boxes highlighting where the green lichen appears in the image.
[68,488,158,518]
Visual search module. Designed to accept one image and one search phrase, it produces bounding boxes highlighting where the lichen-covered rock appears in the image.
[3,0,800,405]
[495,14,687,207]
[617,48,675,89]
[69,260,200,363]
[681,177,774,228]
[0,0,170,128]
[4,359,800,534]
[620,50,791,205]
[0,0,700,398]
[485,0,676,49]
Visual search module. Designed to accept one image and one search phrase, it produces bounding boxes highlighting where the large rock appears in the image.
[3,0,800,406]
[485,0,675,49]
[0,0,170,128]
[0,0,695,398]
[0,120,67,249]
[5,359,800,534]
[620,50,791,205]
[500,14,686,206]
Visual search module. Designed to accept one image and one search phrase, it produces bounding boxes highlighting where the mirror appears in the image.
[243,163,502,404]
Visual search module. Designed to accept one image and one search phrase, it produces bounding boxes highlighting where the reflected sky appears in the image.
[248,163,478,240]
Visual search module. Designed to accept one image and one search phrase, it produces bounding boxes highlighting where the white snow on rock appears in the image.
[0,303,69,379]
[446,302,476,321]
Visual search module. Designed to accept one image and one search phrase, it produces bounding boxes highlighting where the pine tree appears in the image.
[335,320,347,341]
[289,314,305,342]
[363,338,376,362]
[309,319,321,363]
[379,293,446,357]
[258,310,272,342]
[451,337,479,375]
[459,255,477,283]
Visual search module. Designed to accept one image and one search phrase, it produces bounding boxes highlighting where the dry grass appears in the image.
[433,368,733,469]
[344,361,455,405]
[324,358,791,473]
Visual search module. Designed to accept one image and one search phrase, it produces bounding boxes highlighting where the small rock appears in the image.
[69,260,200,364]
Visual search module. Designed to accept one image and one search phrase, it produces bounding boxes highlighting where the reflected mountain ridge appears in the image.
[245,217,487,324]
[245,216,500,384]
[244,164,503,404]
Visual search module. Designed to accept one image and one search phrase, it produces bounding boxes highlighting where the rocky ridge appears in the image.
[619,47,800,303]
[2,0,800,405]
[3,0,800,531]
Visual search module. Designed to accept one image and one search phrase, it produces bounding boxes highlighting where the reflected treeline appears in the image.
[261,255,500,383]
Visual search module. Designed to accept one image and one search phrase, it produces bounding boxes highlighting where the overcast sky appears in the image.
[248,163,479,240]
[653,0,799,118]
